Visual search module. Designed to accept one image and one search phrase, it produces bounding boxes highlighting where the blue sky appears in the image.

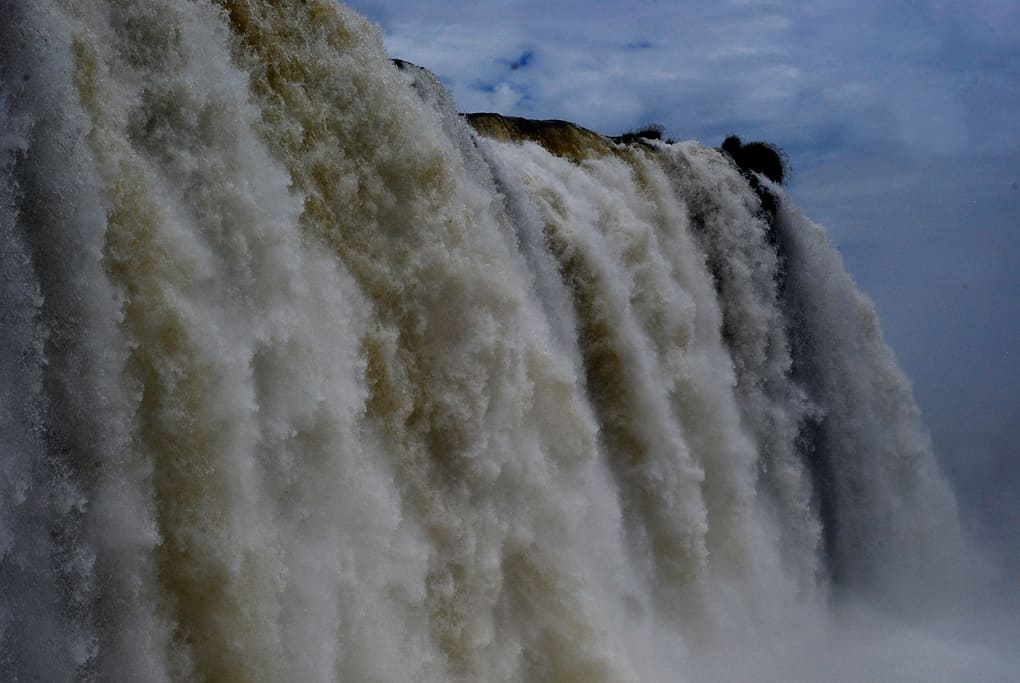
[344,0,1019,545]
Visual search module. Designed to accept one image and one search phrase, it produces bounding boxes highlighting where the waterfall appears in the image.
[1,1,1009,681]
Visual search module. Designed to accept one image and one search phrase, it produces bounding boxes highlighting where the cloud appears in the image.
[356,0,1007,163]
[345,0,1017,151]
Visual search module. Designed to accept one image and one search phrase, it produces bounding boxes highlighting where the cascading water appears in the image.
[1,1,1014,681]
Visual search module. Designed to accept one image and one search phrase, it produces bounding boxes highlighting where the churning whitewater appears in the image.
[0,1,1007,681]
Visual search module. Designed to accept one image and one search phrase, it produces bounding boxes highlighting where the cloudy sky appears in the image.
[344,0,1018,549]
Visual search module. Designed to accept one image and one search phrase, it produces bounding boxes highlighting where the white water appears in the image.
[0,1,1015,681]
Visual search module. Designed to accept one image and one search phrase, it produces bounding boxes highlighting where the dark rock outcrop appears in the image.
[610,124,673,145]
[720,135,787,185]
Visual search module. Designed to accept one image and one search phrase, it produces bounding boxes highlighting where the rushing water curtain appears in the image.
[0,2,978,681]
